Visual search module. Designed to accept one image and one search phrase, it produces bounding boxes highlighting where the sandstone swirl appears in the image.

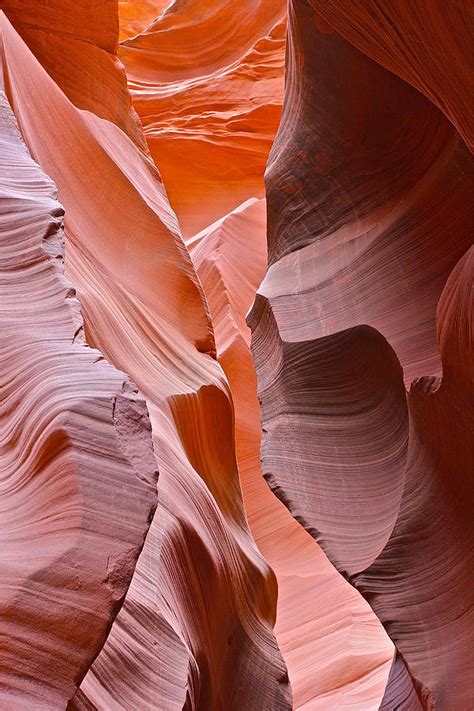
[122,1,397,707]
[0,90,157,708]
[308,0,473,152]
[190,198,395,710]
[1,3,290,708]
[118,0,170,41]
[2,0,472,708]
[119,0,287,237]
[249,0,474,708]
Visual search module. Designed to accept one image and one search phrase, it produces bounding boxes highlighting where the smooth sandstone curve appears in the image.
[0,8,291,709]
[191,197,395,709]
[135,1,396,705]
[308,0,474,152]
[0,89,157,709]
[119,0,287,237]
[249,0,474,707]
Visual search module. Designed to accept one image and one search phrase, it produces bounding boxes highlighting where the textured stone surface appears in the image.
[1,6,290,709]
[118,4,396,706]
[2,0,472,707]
[191,198,394,709]
[0,89,157,709]
[309,0,473,151]
[119,0,287,236]
[249,1,474,708]
[0,0,146,147]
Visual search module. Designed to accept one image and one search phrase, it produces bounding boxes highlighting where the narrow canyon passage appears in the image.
[1,1,472,709]
[117,2,396,707]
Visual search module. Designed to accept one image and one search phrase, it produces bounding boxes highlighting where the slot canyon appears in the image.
[0,1,472,709]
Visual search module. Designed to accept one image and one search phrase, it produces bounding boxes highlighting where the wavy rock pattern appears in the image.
[308,0,473,152]
[118,0,170,41]
[1,5,290,709]
[191,197,395,709]
[119,0,287,236]
[249,0,474,708]
[123,3,396,706]
[0,90,157,708]
[122,1,395,706]
[2,0,472,707]
[1,0,146,148]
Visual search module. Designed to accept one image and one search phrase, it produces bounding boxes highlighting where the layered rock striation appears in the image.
[0,89,157,708]
[1,3,290,708]
[249,1,474,708]
[119,0,287,237]
[190,199,395,710]
[1,0,472,708]
[132,2,396,707]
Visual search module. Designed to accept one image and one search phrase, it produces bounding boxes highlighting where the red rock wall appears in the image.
[0,89,157,708]
[190,202,394,710]
[1,0,472,708]
[119,0,287,237]
[249,0,474,708]
[124,1,396,707]
[1,4,290,709]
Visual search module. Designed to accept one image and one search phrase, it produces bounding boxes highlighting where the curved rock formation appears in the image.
[308,0,473,152]
[249,0,474,708]
[122,2,398,707]
[0,0,146,148]
[118,0,170,41]
[1,5,290,709]
[0,90,157,709]
[119,0,287,236]
[191,198,395,709]
[3,0,472,707]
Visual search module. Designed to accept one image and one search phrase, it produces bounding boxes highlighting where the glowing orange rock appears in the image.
[1,0,146,147]
[118,0,170,41]
[119,0,287,236]
[122,2,396,707]
[1,7,290,709]
[3,0,471,707]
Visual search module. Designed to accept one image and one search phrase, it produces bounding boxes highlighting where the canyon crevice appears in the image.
[1,1,472,709]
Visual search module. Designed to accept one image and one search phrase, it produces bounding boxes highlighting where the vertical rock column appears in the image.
[249,0,474,707]
[0,90,157,709]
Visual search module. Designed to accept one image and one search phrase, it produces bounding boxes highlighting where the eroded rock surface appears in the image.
[2,0,472,707]
[1,4,291,709]
[249,1,474,708]
[119,0,287,236]
[0,89,157,709]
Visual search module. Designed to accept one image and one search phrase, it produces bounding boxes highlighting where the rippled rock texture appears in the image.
[128,1,395,707]
[0,90,157,708]
[1,0,472,708]
[1,3,289,709]
[249,0,474,709]
[119,0,287,237]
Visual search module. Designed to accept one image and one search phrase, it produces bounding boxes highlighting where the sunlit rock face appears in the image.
[119,0,287,237]
[1,3,290,709]
[118,0,170,41]
[1,0,472,708]
[249,0,474,708]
